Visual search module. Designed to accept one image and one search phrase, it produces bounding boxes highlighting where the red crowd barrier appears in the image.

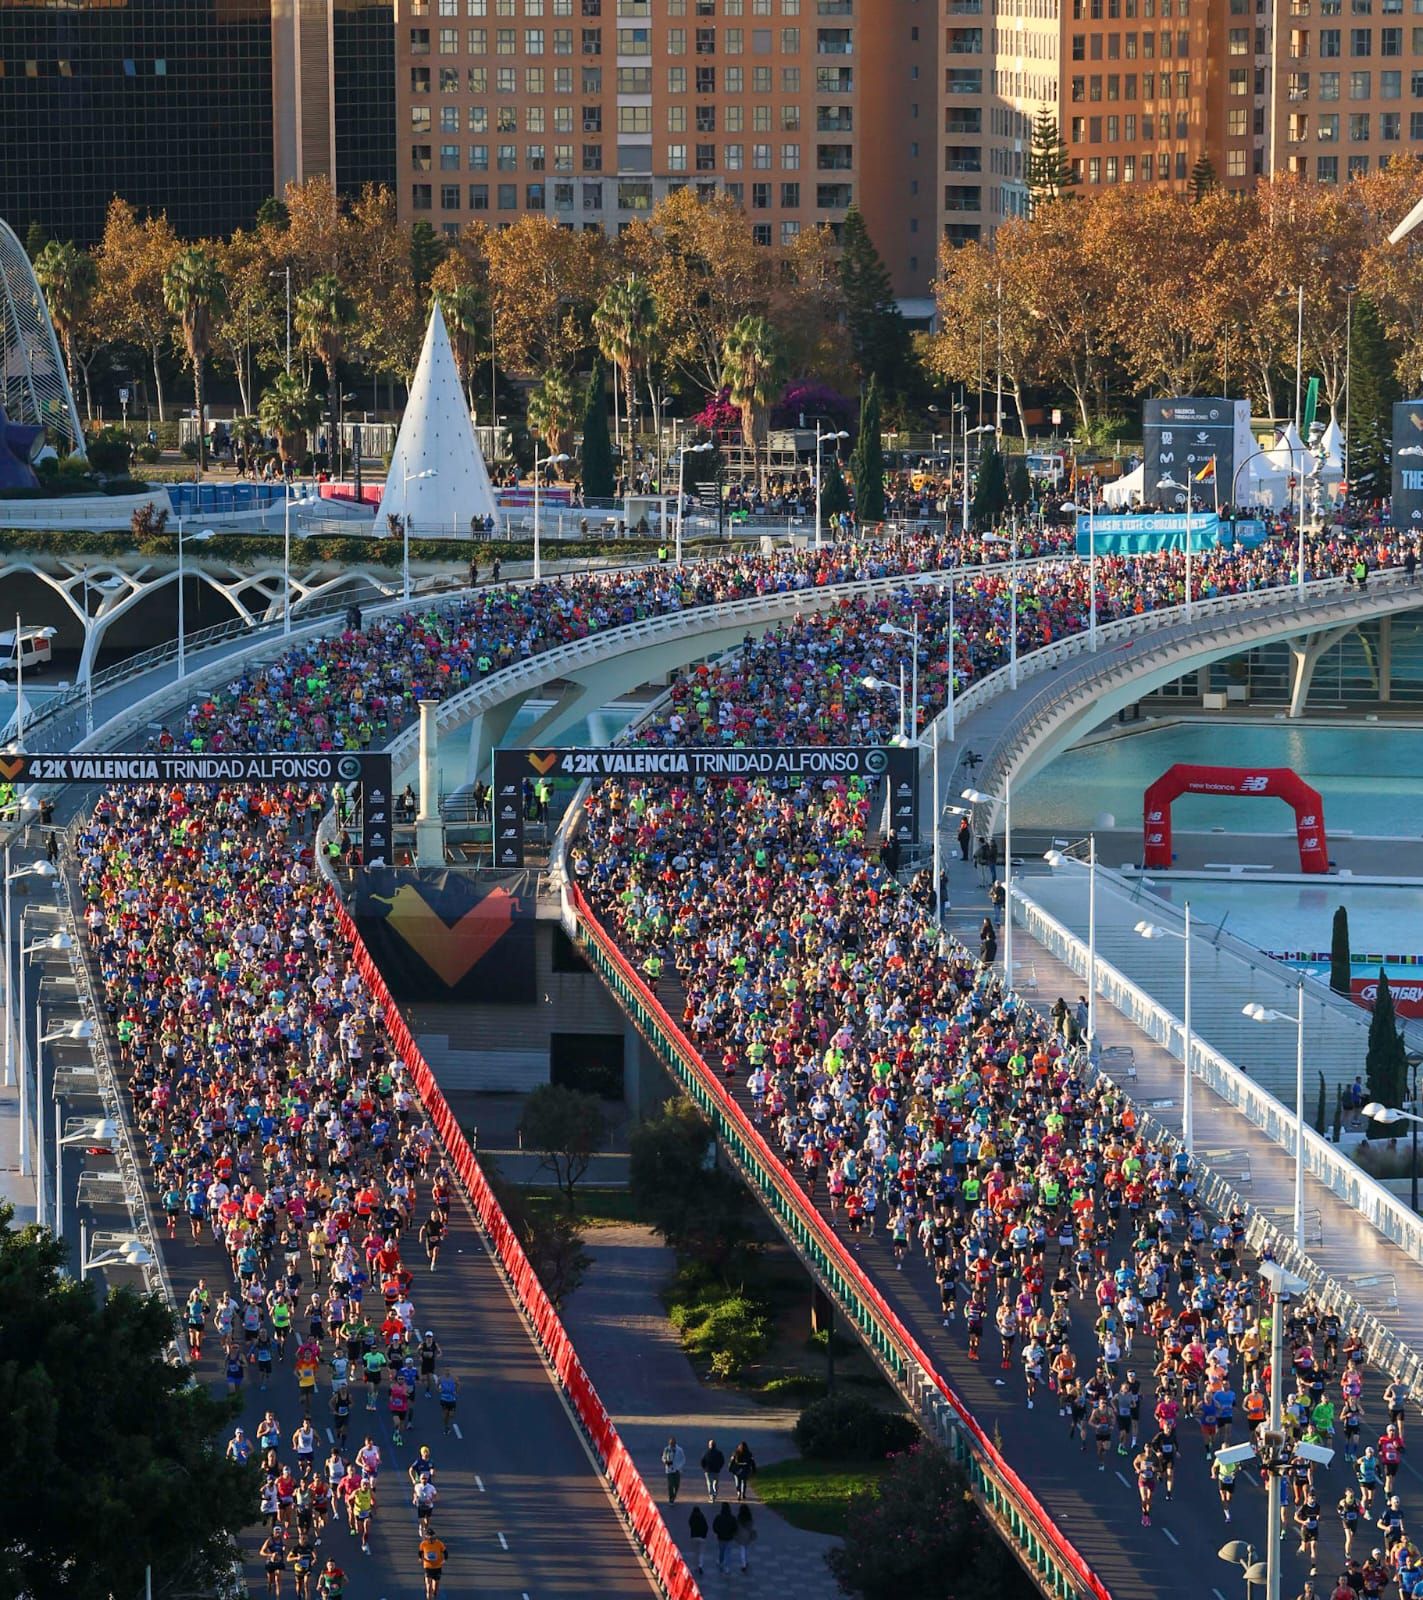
[332,899,701,1600]
[571,887,1112,1600]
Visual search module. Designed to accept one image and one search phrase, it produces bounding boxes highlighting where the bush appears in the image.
[179,439,200,461]
[664,1262,771,1380]
[135,444,160,465]
[794,1395,919,1462]
[84,427,134,475]
[759,1374,828,1403]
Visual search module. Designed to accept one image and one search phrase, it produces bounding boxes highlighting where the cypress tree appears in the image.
[1346,294,1398,500]
[1365,968,1409,1134]
[820,450,851,516]
[970,444,1009,530]
[1330,906,1351,996]
[851,377,886,524]
[580,358,615,499]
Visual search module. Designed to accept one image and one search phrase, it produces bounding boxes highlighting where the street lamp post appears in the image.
[1044,840,1098,1046]
[878,616,920,747]
[1136,905,1195,1154]
[2,847,51,1098]
[1361,1094,1423,1212]
[1060,498,1097,652]
[1343,284,1358,488]
[1243,980,1308,1248]
[946,568,957,741]
[79,1227,153,1283]
[675,441,714,564]
[533,450,570,582]
[54,1109,110,1241]
[1155,476,1194,618]
[10,617,58,750]
[964,780,1012,989]
[176,526,215,678]
[1293,282,1305,434]
[17,930,72,1188]
[1256,1262,1316,1600]
[814,428,849,549]
[400,466,439,600]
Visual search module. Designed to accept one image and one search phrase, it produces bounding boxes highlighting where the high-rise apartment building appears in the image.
[1267,0,1418,187]
[0,1,396,246]
[935,0,1264,249]
[393,0,940,309]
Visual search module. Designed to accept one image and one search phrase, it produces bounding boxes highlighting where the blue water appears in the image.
[1015,720,1423,838]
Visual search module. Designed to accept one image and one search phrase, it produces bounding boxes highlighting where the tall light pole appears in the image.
[36,1020,93,1231]
[814,428,848,549]
[1045,840,1098,1046]
[401,466,439,600]
[17,929,72,1184]
[965,423,994,533]
[1156,476,1194,618]
[533,450,569,582]
[964,781,1012,989]
[3,847,51,1097]
[1256,1263,1315,1600]
[283,478,293,636]
[878,616,919,746]
[675,440,714,564]
[945,567,957,740]
[1343,283,1357,488]
[1244,979,1308,1248]
[1293,282,1305,434]
[1060,498,1097,651]
[55,1108,110,1241]
[176,527,214,679]
[1136,905,1195,1154]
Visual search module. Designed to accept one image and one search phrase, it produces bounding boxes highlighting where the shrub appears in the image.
[135,444,160,465]
[84,427,134,475]
[664,1262,771,1380]
[759,1374,828,1403]
[794,1395,919,1462]
[179,439,200,461]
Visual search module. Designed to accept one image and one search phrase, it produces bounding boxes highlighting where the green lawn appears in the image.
[523,1186,647,1227]
[754,1456,888,1536]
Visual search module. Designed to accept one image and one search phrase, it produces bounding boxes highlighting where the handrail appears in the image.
[329,894,700,1600]
[570,883,1109,1600]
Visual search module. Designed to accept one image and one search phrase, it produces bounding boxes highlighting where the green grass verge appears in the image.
[523,1186,647,1227]
[753,1456,887,1536]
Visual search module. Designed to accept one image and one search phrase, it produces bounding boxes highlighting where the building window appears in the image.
[411,27,432,52]
[1226,146,1247,174]
[781,140,800,166]
[618,105,652,131]
[498,143,518,167]
[1320,27,1342,49]
[469,143,490,167]
[412,106,433,133]
[668,142,688,169]
[696,64,717,90]
[583,142,603,167]
[583,104,602,129]
[412,66,432,92]
[412,183,433,208]
[696,142,716,168]
[498,182,517,206]
[470,183,490,208]
[441,183,461,208]
[751,180,770,206]
[696,103,717,129]
[753,223,772,243]
[668,105,687,130]
[1350,25,1372,47]
[1350,110,1371,135]
[441,143,461,168]
[528,142,546,167]
[440,26,460,49]
[1317,153,1339,178]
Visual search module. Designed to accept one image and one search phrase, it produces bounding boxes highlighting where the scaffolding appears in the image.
[0,217,85,459]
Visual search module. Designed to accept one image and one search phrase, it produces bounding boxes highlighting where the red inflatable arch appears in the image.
[1143,763,1330,873]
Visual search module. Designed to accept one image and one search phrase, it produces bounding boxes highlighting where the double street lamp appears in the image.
[175,525,215,678]
[401,466,439,600]
[533,450,569,582]
[1155,476,1195,618]
[1059,498,1098,652]
[1243,982,1308,1249]
[1044,841,1098,1048]
[1362,1095,1423,1213]
[964,781,1011,989]
[814,428,848,550]
[1135,906,1195,1154]
[675,440,714,565]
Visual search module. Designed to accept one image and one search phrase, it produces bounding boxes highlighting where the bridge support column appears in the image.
[1285,624,1355,718]
[1380,616,1393,703]
[415,699,446,868]
[466,690,535,784]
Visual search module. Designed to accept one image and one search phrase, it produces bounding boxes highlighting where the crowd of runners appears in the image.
[62,524,1418,1596]
[572,535,1423,1596]
[78,785,458,1598]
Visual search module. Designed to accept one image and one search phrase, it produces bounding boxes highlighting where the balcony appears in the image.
[817,29,853,52]
[947,29,983,51]
[816,0,853,12]
[816,182,853,206]
[943,183,982,210]
[816,143,854,168]
[945,69,983,91]
[944,148,982,170]
[816,108,853,130]
[816,66,853,90]
[946,113,982,132]
[948,0,984,10]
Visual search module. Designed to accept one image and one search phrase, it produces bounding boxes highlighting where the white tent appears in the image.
[1102,461,1143,507]
[1265,420,1309,477]
[376,302,497,538]
[1317,415,1345,480]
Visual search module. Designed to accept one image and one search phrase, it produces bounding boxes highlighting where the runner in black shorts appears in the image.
[420,1209,445,1271]
[419,1331,442,1395]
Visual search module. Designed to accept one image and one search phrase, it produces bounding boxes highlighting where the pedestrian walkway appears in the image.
[560,1222,839,1600]
[938,820,1423,1358]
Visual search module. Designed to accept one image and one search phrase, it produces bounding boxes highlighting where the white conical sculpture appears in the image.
[377,301,497,538]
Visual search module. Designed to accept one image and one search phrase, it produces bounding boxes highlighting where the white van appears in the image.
[0,627,54,675]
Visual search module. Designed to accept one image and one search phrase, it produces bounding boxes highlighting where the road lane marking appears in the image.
[1114,1471,1131,1489]
[498,1532,509,1551]
[475,1474,485,1492]
[452,1422,463,1439]
[326,1428,334,1443]
[1214,1589,1230,1599]
[1162,1528,1179,1545]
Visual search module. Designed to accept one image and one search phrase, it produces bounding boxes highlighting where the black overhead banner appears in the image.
[3,750,393,866]
[353,868,537,1002]
[492,743,919,868]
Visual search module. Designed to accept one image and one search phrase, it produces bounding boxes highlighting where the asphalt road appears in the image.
[153,1167,658,1600]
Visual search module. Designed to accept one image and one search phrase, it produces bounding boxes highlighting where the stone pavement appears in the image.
[560,1222,841,1600]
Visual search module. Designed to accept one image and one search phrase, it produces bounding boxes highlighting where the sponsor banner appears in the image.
[1354,977,1423,1017]
[1143,396,1246,511]
[493,744,917,868]
[353,867,537,1002]
[2,751,382,787]
[1391,400,1423,529]
[1142,763,1329,874]
[1075,512,1221,555]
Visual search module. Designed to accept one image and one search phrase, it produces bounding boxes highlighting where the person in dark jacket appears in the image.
[687,1505,708,1573]
[728,1440,757,1501]
[712,1503,739,1571]
[701,1438,725,1500]
[735,1504,757,1571]
[979,915,998,966]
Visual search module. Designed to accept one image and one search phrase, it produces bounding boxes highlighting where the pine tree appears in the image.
[580,358,615,499]
[970,444,1008,530]
[1007,454,1032,509]
[1190,154,1218,200]
[1025,110,1076,213]
[1330,906,1351,996]
[851,377,886,523]
[840,207,912,393]
[1347,294,1398,499]
[1365,968,1409,1133]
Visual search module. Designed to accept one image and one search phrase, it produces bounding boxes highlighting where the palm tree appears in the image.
[258,371,323,467]
[720,314,785,487]
[163,246,227,472]
[293,272,358,475]
[593,274,657,471]
[526,368,576,458]
[34,240,97,415]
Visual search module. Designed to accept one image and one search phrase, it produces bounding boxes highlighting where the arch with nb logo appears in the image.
[1141,763,1330,873]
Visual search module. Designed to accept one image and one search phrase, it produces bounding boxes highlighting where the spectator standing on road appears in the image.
[712,1503,739,1572]
[662,1436,686,1504]
[736,1504,757,1571]
[687,1505,708,1574]
[701,1438,725,1500]
[729,1441,757,1501]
